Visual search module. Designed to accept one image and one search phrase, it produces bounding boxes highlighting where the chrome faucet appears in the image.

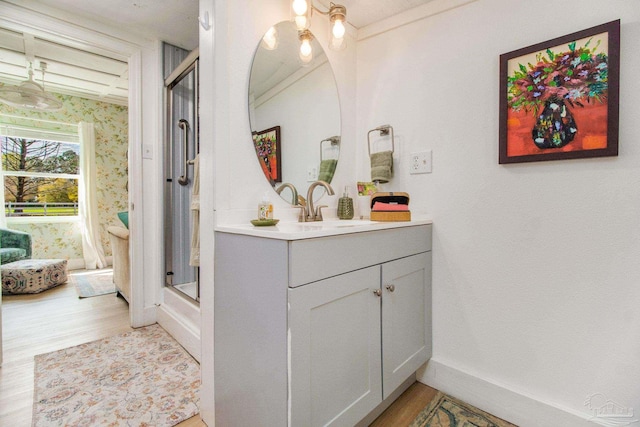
[275,183,298,206]
[302,180,335,222]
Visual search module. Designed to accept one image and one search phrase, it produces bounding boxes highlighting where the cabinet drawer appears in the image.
[289,224,431,287]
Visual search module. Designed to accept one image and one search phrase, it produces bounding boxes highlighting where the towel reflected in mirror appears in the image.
[317,158,337,183]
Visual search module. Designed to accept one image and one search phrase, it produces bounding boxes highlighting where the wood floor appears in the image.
[0,271,438,427]
[370,382,439,426]
[0,274,132,426]
[176,381,439,427]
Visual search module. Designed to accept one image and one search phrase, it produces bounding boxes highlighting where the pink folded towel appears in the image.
[372,202,409,211]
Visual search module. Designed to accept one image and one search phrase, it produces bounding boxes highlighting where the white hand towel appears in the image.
[189,155,200,267]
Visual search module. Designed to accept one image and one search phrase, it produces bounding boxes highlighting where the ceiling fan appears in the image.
[0,61,62,111]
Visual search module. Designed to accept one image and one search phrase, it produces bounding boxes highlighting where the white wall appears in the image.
[198,0,215,422]
[357,0,640,425]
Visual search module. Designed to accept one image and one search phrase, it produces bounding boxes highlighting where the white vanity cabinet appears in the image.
[214,223,432,426]
[290,252,431,426]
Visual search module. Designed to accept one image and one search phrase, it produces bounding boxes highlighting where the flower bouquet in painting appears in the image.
[499,21,619,164]
[252,126,281,184]
[508,39,607,149]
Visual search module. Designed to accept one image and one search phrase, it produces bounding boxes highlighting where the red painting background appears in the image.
[258,153,278,182]
[506,101,608,158]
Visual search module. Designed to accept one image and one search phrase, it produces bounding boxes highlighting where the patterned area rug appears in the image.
[33,324,200,426]
[69,268,116,298]
[410,392,517,427]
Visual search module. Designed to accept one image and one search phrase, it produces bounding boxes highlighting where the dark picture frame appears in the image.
[499,20,620,164]
[252,126,282,184]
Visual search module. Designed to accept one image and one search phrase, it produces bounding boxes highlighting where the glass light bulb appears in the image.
[294,15,308,30]
[332,19,346,39]
[262,26,278,50]
[300,39,312,57]
[299,39,313,63]
[292,0,308,16]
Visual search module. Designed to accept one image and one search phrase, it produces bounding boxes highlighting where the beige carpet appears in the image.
[411,392,517,427]
[69,268,116,298]
[33,324,200,426]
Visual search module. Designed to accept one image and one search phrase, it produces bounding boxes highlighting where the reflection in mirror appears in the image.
[249,20,341,204]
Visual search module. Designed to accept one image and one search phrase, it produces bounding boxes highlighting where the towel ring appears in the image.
[367,125,394,156]
[320,136,340,161]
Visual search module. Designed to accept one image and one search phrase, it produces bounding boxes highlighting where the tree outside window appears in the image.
[1,136,80,217]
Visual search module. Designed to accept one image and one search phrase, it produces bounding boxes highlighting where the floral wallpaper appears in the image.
[1,92,129,263]
[10,221,84,260]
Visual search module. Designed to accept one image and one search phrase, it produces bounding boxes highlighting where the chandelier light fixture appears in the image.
[291,0,348,60]
[0,61,62,111]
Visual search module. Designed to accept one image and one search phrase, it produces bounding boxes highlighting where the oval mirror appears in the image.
[249,20,341,205]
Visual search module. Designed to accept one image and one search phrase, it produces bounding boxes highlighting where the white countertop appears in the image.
[215,217,433,240]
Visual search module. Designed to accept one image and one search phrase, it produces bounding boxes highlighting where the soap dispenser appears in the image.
[258,191,273,220]
[337,186,354,220]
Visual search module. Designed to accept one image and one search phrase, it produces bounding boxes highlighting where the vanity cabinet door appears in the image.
[381,252,432,400]
[289,266,382,427]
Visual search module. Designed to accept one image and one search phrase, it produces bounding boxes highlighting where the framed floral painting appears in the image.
[253,126,282,183]
[499,20,620,164]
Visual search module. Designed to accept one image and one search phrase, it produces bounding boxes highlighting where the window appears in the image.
[1,122,80,220]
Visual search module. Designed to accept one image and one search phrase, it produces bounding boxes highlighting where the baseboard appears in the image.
[67,258,86,270]
[66,257,112,271]
[418,359,595,427]
[157,291,201,362]
[140,305,157,327]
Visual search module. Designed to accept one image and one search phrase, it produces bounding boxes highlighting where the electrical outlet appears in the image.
[410,150,432,174]
[307,167,317,182]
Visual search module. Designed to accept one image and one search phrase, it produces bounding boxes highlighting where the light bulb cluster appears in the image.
[292,0,311,30]
[290,0,347,64]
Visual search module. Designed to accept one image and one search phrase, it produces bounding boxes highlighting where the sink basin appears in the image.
[317,219,374,227]
[278,219,375,231]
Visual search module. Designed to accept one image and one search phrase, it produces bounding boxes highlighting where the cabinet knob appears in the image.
[386,284,395,292]
[373,289,382,297]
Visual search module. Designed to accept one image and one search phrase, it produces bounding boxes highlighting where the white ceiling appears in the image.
[0,26,131,106]
[0,0,436,107]
[319,0,437,29]
[30,0,200,50]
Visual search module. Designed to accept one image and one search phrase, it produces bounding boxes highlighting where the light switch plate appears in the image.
[143,144,153,159]
[410,151,432,174]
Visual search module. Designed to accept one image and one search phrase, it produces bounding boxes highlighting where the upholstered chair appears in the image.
[0,228,32,265]
[107,226,130,302]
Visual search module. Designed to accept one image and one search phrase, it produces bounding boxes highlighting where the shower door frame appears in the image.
[164,52,199,302]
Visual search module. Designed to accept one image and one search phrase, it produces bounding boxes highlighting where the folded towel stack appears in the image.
[370,150,393,183]
[317,159,337,183]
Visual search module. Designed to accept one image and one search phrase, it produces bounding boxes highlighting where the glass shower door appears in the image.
[165,57,199,302]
